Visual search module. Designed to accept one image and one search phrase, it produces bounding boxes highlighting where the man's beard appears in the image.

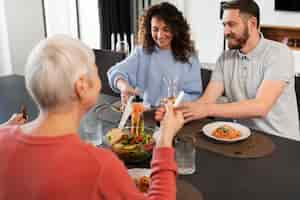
[225,27,249,50]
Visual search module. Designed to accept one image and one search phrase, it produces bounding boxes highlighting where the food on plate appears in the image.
[134,176,150,193]
[106,127,155,162]
[107,128,155,153]
[106,128,124,144]
[106,102,155,162]
[212,124,241,139]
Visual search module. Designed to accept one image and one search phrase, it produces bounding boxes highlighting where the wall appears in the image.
[159,0,300,72]
[257,0,300,27]
[185,0,224,64]
[44,0,78,38]
[4,0,45,75]
[256,0,300,73]
[78,0,100,49]
[0,0,12,75]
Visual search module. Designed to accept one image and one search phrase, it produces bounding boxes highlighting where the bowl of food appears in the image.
[106,126,155,163]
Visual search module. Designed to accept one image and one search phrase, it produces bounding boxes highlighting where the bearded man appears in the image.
[156,0,300,141]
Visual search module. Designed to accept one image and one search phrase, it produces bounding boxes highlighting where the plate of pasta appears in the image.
[202,121,251,142]
[128,168,151,193]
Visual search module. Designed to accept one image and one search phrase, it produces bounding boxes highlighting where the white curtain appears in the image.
[0,0,12,75]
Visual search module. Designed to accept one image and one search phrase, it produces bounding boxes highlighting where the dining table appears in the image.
[1,75,300,200]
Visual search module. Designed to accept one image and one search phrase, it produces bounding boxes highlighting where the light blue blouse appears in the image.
[107,47,203,106]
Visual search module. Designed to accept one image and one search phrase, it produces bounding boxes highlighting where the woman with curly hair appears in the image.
[108,2,203,107]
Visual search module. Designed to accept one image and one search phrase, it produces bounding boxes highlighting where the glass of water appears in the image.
[80,109,103,146]
[175,136,196,175]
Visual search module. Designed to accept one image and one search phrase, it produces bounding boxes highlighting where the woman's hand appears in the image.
[116,78,138,110]
[157,102,184,147]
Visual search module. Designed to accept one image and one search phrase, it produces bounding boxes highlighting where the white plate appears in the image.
[202,121,251,142]
[128,168,151,179]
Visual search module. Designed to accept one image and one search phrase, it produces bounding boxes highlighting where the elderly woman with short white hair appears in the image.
[0,35,183,200]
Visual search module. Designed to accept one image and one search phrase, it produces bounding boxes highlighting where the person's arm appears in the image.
[197,80,225,104]
[107,47,141,93]
[181,56,203,101]
[181,81,287,122]
[98,147,177,200]
[98,103,183,200]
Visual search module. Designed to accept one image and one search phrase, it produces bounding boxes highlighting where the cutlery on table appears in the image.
[118,96,135,129]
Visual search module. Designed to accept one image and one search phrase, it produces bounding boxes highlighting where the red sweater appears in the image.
[0,126,177,200]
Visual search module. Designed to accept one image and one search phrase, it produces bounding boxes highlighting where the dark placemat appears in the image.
[177,179,204,200]
[178,120,276,159]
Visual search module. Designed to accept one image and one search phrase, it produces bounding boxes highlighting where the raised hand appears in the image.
[157,102,184,147]
[116,78,139,110]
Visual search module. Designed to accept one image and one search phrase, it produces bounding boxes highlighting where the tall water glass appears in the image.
[80,109,103,146]
[175,137,196,175]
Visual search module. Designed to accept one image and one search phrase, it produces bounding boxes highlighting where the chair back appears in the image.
[295,76,300,119]
[93,49,126,96]
[201,68,212,91]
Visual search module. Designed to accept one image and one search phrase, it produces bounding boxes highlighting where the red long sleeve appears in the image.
[0,126,177,200]
[98,147,177,200]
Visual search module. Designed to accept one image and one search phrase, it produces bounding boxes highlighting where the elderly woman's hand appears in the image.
[157,102,184,147]
[154,106,166,122]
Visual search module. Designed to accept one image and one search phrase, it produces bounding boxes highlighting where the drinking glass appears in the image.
[161,76,179,105]
[175,137,196,175]
[80,109,103,146]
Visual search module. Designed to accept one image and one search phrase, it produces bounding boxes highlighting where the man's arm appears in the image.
[181,80,286,121]
[155,80,224,121]
[197,80,225,104]
[207,80,286,118]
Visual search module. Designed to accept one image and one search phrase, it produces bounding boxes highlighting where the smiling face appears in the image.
[151,16,173,50]
[223,9,250,50]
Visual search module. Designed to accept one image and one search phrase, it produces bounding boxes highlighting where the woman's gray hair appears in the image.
[25,34,95,110]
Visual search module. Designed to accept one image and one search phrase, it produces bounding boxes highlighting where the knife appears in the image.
[118,96,135,129]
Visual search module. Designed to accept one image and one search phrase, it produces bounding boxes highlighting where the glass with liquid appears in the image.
[160,76,178,105]
[175,137,196,175]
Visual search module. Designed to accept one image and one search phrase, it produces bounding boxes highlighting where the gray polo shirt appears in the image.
[211,36,300,141]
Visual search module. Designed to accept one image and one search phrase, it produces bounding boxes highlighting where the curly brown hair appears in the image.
[138,2,196,63]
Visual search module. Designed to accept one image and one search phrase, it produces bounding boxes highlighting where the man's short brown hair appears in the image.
[221,0,260,28]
